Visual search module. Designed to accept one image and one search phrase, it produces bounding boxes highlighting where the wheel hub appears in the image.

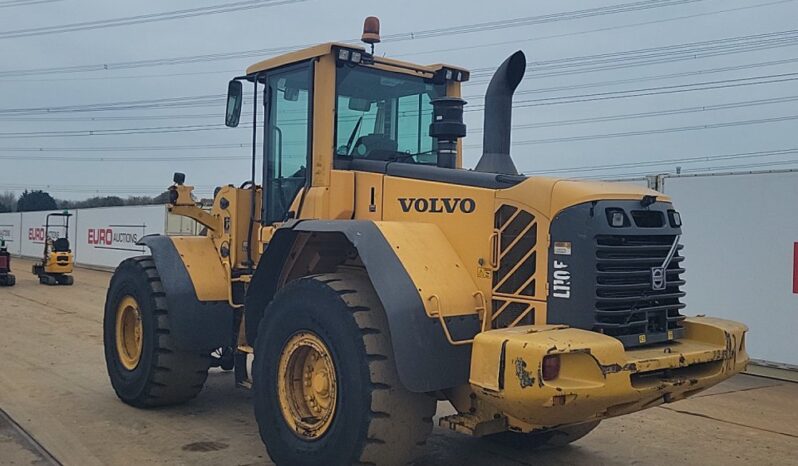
[115,295,143,370]
[278,331,337,439]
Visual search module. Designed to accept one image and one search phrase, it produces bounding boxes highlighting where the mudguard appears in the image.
[138,235,234,351]
[246,220,481,393]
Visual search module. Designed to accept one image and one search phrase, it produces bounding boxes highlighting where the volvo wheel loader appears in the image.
[103,18,748,466]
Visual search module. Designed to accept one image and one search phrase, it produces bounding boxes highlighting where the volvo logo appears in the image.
[652,235,682,291]
[651,266,666,291]
[397,197,476,214]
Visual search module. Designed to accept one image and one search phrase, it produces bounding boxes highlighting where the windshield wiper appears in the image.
[344,115,364,156]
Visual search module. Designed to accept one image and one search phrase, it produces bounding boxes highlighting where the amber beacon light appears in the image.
[361,16,380,52]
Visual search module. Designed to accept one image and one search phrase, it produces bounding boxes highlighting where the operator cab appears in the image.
[225,22,470,224]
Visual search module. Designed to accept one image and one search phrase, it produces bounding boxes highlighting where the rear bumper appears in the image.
[469,317,748,429]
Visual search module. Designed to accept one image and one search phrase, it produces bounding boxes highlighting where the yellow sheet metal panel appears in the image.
[374,221,482,318]
[170,236,228,302]
[497,176,670,219]
[327,170,355,219]
[312,53,336,188]
[246,42,461,78]
[382,176,495,297]
[353,171,384,220]
[246,43,346,75]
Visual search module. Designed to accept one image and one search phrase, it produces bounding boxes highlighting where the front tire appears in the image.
[253,272,435,466]
[103,256,211,407]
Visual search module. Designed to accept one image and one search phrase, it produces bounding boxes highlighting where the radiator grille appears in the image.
[594,234,686,344]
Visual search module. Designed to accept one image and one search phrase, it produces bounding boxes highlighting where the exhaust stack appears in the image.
[474,51,526,175]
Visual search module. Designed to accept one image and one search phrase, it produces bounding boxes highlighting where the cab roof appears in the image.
[245,42,469,77]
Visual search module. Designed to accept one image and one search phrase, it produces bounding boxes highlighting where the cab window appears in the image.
[263,62,311,224]
[335,66,445,165]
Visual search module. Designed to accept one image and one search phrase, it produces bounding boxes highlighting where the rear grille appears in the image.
[492,204,539,329]
[491,298,535,328]
[594,235,686,345]
[493,205,538,297]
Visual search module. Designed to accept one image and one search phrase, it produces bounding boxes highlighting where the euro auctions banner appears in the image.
[75,205,166,268]
[6,205,168,269]
[0,212,22,256]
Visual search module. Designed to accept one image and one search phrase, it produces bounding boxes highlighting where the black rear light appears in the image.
[542,355,560,381]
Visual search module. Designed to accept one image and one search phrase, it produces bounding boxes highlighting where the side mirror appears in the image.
[225,80,243,127]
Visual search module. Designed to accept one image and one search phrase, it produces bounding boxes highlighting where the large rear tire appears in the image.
[103,256,211,407]
[485,421,600,450]
[253,272,435,466]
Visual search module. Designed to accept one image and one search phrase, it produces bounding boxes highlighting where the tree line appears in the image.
[0,190,174,213]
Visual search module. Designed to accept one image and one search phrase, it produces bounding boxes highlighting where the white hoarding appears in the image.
[0,212,22,256]
[20,210,78,259]
[662,171,798,366]
[75,205,166,268]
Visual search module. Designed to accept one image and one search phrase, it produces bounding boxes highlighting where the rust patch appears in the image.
[600,362,637,376]
[513,358,535,388]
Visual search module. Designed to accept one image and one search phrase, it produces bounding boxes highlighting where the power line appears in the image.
[0,153,252,162]
[3,69,795,118]
[503,56,798,97]
[523,148,798,175]
[468,29,798,77]
[0,0,60,8]
[575,158,798,179]
[398,0,797,60]
[464,72,798,111]
[471,94,798,132]
[0,0,706,76]
[0,123,249,138]
[487,114,798,147]
[0,0,306,40]
[4,53,796,123]
[0,183,216,195]
[0,143,248,152]
[4,93,797,139]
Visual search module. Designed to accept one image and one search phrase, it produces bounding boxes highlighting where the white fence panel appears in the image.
[74,205,166,268]
[662,171,798,366]
[0,212,22,256]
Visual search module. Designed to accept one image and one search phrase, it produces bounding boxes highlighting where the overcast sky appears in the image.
[1,0,796,200]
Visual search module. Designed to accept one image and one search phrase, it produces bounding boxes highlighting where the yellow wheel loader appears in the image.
[32,212,74,286]
[103,18,748,466]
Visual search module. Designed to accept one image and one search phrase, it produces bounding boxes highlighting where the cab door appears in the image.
[262,61,313,225]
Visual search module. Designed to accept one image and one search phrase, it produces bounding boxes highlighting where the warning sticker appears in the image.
[554,241,572,255]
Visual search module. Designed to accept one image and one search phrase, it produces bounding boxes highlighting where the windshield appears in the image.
[335,66,446,165]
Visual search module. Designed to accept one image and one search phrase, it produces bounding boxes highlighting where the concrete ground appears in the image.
[0,259,796,466]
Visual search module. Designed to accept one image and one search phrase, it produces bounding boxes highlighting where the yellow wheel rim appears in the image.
[115,295,143,370]
[277,331,337,439]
